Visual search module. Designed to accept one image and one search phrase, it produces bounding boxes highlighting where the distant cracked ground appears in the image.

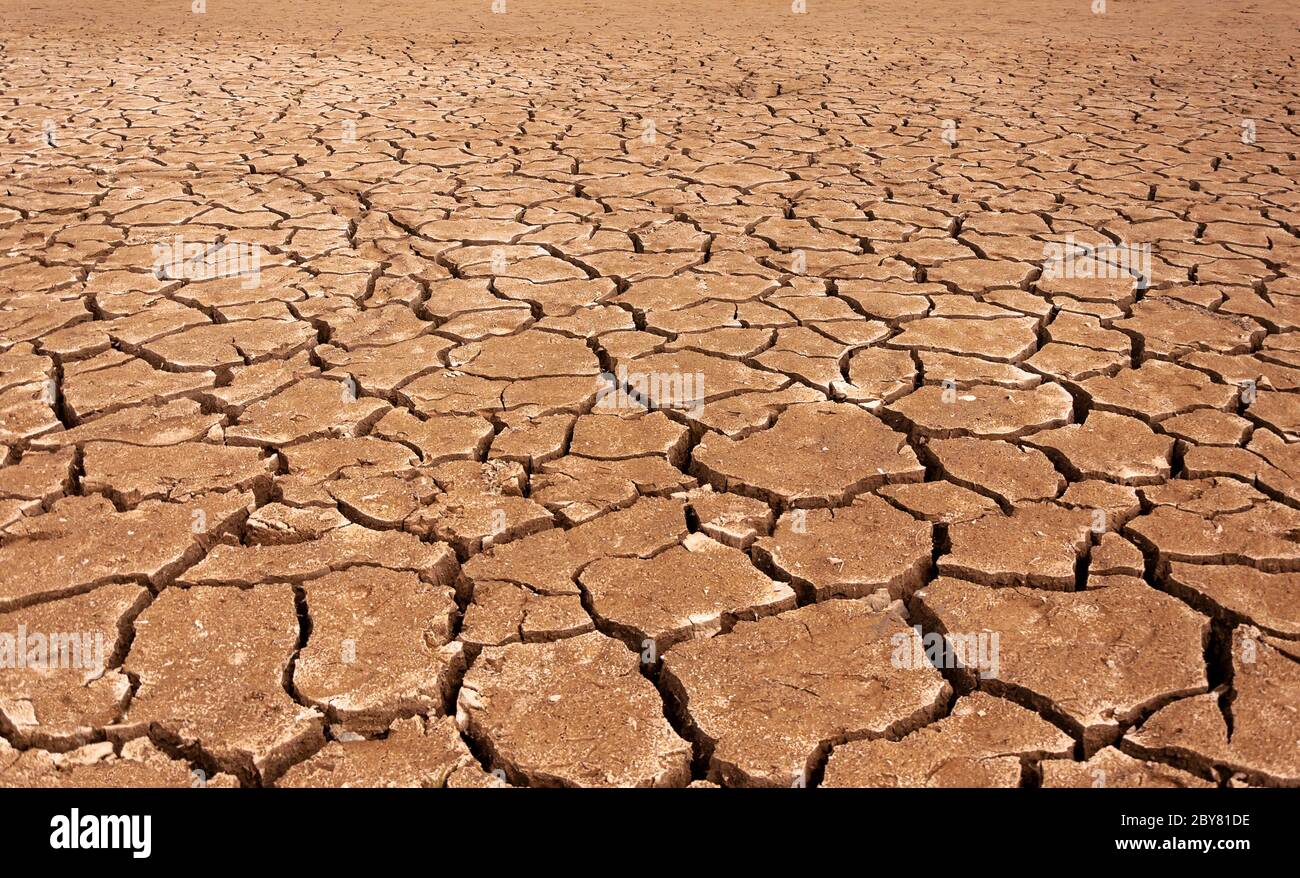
[1,0,1298,788]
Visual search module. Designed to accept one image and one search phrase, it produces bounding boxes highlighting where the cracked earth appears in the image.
[1,0,1298,788]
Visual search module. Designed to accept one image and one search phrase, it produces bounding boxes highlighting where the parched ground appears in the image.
[1,0,1298,788]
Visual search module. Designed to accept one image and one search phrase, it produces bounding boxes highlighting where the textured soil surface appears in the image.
[1,0,1298,787]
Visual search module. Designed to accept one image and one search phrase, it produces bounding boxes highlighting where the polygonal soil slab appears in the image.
[178,524,459,588]
[618,349,788,406]
[661,600,950,787]
[275,716,501,788]
[60,352,214,422]
[81,441,273,505]
[1024,411,1174,485]
[579,534,796,656]
[691,385,827,439]
[457,631,691,787]
[822,692,1073,787]
[1114,299,1263,359]
[1040,747,1212,788]
[568,410,690,465]
[458,580,594,655]
[888,316,1040,362]
[876,481,1001,524]
[1162,563,1298,637]
[1125,487,1300,571]
[0,584,149,748]
[225,378,388,446]
[316,335,455,397]
[461,497,689,598]
[914,578,1209,753]
[370,409,493,466]
[938,503,1092,589]
[27,399,222,450]
[530,454,694,525]
[684,489,774,549]
[449,330,601,379]
[888,382,1074,440]
[0,737,237,788]
[139,319,316,372]
[0,492,250,610]
[119,586,325,784]
[1127,628,1299,785]
[294,568,464,733]
[1080,360,1237,424]
[691,402,923,508]
[924,437,1063,504]
[753,494,932,600]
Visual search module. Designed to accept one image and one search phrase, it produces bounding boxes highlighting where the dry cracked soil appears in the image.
[0,0,1298,788]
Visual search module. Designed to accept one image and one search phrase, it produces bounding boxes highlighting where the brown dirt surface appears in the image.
[0,0,1296,787]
